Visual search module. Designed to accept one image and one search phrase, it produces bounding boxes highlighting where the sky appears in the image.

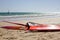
[0,0,60,12]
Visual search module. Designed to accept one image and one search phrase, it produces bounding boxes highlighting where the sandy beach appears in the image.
[0,0,60,40]
[0,17,60,40]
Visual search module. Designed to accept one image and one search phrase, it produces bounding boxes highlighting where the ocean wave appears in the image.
[0,13,60,17]
[0,13,60,21]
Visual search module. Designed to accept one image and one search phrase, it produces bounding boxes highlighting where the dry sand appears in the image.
[0,17,60,40]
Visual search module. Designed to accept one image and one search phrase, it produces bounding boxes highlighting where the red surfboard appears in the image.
[27,22,60,31]
[1,21,60,31]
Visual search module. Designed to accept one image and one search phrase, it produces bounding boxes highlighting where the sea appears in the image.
[0,12,60,22]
